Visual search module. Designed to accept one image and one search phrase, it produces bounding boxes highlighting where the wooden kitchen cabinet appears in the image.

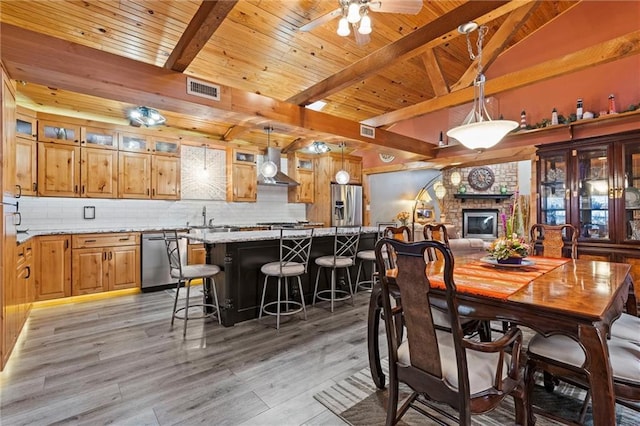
[288,152,315,203]
[81,147,118,198]
[151,155,180,199]
[118,151,180,199]
[329,152,362,184]
[81,125,118,150]
[37,119,80,145]
[118,132,150,153]
[16,111,37,141]
[226,147,257,202]
[71,233,140,295]
[34,235,72,301]
[16,137,37,196]
[151,136,180,156]
[187,243,206,265]
[37,142,81,197]
[119,151,150,198]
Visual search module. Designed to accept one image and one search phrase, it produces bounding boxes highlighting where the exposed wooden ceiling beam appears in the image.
[450,1,541,92]
[164,0,238,72]
[286,1,509,107]
[223,125,250,141]
[421,49,449,97]
[363,29,640,127]
[281,137,310,154]
[0,23,435,157]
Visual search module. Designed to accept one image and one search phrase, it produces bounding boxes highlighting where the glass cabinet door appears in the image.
[623,143,640,242]
[576,146,610,240]
[539,152,568,225]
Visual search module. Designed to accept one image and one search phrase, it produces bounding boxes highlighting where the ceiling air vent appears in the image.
[186,77,220,101]
[360,124,375,139]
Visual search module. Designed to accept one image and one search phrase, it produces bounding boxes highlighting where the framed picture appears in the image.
[415,208,435,223]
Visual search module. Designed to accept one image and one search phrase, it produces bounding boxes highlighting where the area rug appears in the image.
[314,359,639,425]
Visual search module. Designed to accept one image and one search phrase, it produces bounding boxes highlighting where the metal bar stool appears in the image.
[162,230,221,338]
[259,228,314,330]
[313,226,361,312]
[355,222,396,292]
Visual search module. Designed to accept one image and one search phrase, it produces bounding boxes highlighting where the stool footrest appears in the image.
[262,300,305,317]
[173,303,219,321]
[315,289,352,303]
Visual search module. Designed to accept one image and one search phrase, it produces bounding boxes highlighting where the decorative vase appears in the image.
[497,257,523,265]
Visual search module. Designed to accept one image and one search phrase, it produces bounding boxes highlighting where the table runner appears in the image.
[427,256,571,300]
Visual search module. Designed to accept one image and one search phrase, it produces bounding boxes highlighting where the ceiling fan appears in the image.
[299,0,423,45]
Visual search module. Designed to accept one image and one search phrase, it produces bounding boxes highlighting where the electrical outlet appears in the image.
[83,206,95,220]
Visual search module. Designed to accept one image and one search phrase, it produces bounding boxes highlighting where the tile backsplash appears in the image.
[18,185,306,232]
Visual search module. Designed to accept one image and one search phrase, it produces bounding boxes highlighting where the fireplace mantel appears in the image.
[454,193,513,203]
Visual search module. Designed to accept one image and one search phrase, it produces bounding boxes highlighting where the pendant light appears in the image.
[260,126,278,178]
[446,22,517,151]
[335,142,350,185]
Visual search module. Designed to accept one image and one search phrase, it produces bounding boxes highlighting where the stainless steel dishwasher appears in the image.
[141,232,186,292]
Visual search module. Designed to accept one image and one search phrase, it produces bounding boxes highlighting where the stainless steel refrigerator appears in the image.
[331,184,363,226]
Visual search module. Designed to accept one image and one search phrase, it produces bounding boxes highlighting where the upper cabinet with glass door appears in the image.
[623,142,640,242]
[81,126,118,150]
[38,120,80,145]
[576,146,611,241]
[538,150,568,226]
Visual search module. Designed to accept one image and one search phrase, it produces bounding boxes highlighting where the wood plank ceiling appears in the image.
[0,0,594,162]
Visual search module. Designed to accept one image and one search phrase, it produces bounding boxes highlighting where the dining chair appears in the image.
[422,223,491,341]
[374,238,527,425]
[162,230,221,338]
[530,223,578,259]
[259,228,314,330]
[313,225,361,312]
[422,223,450,261]
[355,222,396,292]
[525,331,640,424]
[382,225,412,242]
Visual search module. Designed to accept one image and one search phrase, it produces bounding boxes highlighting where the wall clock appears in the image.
[467,166,495,191]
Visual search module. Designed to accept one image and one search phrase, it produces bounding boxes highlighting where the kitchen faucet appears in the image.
[202,205,207,226]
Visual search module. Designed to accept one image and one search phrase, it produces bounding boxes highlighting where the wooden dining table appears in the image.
[367,255,637,426]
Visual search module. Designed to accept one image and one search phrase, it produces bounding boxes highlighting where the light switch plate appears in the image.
[84,206,95,220]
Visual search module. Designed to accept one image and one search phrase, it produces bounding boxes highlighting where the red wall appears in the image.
[360,1,640,169]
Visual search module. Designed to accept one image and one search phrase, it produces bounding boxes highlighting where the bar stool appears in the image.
[355,222,396,292]
[313,225,361,312]
[162,230,221,338]
[259,228,314,330]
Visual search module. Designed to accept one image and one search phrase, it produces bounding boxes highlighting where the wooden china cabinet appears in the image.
[536,131,640,282]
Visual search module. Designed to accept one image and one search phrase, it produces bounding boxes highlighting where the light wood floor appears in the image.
[0,287,376,425]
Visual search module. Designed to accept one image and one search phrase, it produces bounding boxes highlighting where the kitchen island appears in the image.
[186,227,377,326]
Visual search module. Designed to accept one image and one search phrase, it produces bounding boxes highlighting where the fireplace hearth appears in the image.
[463,209,499,240]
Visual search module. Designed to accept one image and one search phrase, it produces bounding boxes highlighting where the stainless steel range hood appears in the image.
[257,147,299,186]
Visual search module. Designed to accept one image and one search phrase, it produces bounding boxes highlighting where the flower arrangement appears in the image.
[487,188,531,262]
[487,235,530,261]
[396,211,410,226]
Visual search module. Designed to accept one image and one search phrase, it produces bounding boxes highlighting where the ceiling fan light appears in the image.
[358,14,372,34]
[347,2,361,23]
[337,17,350,36]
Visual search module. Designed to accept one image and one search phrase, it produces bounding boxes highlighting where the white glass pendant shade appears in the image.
[337,17,350,36]
[434,183,446,199]
[358,14,372,34]
[447,120,518,151]
[335,169,350,185]
[261,160,278,178]
[450,171,462,186]
[347,2,361,23]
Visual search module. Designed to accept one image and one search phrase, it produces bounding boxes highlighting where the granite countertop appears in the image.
[15,223,366,244]
[184,226,378,244]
